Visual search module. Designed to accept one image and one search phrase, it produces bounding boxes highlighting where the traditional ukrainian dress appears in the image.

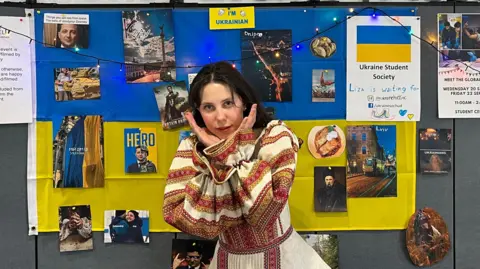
[163,120,331,269]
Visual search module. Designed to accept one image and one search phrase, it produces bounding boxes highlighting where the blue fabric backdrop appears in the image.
[35,7,417,122]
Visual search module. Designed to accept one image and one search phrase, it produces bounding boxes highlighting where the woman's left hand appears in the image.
[237,104,257,131]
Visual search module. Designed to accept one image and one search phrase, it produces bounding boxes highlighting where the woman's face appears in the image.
[198,82,244,140]
[126,211,135,222]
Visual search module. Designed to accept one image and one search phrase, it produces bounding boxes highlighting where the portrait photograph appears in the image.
[122,9,176,83]
[346,125,397,198]
[241,29,292,102]
[124,128,157,174]
[59,205,93,252]
[314,166,347,212]
[53,67,100,101]
[43,13,89,49]
[153,81,192,130]
[53,115,104,188]
[104,210,150,244]
[171,239,216,269]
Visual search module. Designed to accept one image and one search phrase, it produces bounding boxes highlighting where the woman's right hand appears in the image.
[185,112,221,147]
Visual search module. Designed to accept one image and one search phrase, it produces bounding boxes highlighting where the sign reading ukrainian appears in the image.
[209,6,255,30]
[346,16,421,121]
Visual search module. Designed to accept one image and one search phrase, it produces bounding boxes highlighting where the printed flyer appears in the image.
[346,16,421,121]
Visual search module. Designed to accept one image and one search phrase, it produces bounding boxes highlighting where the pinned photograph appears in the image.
[437,14,480,69]
[438,14,462,50]
[178,130,192,145]
[188,73,197,88]
[124,128,157,173]
[300,234,339,269]
[461,14,480,50]
[153,81,192,130]
[265,106,276,118]
[122,10,176,83]
[171,239,216,269]
[312,69,335,102]
[406,207,451,267]
[59,205,93,252]
[53,67,100,101]
[307,125,346,159]
[310,36,337,58]
[419,128,452,174]
[43,13,89,49]
[314,166,347,212]
[53,115,104,188]
[104,210,150,244]
[346,125,397,198]
[241,29,292,102]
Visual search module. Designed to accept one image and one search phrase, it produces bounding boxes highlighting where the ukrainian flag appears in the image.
[356,26,412,63]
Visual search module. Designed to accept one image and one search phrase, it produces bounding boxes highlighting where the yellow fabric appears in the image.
[82,116,105,188]
[36,120,415,232]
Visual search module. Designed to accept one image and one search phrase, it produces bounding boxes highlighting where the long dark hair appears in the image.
[188,61,273,129]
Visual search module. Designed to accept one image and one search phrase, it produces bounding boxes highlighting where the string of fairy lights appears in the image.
[0,6,478,74]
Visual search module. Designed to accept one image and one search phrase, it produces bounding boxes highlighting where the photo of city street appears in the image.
[346,125,397,198]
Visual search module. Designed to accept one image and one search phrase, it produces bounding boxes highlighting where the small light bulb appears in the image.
[333,17,337,22]
[232,64,236,68]
[256,60,259,64]
[275,52,280,57]
[296,44,300,49]
[75,47,79,52]
[315,27,319,32]
[349,8,354,13]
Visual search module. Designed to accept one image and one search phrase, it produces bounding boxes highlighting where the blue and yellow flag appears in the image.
[356,26,412,63]
[124,128,158,174]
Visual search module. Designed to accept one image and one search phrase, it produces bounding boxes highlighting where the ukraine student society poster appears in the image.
[346,15,421,121]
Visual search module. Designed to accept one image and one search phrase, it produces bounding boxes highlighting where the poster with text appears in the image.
[43,13,89,49]
[0,16,33,124]
[124,128,157,173]
[122,10,176,83]
[53,115,105,188]
[153,81,192,130]
[346,125,397,198]
[419,128,452,174]
[438,13,480,118]
[241,29,292,102]
[346,16,421,121]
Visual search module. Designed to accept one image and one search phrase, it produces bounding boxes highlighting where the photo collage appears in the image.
[309,124,397,214]
[438,13,480,69]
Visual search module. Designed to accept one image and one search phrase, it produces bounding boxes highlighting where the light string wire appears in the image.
[0,6,476,73]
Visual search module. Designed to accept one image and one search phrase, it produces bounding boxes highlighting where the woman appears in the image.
[163,61,330,268]
[109,210,145,243]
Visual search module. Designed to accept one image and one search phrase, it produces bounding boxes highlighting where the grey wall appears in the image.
[0,3,467,269]
[0,8,36,269]
[454,5,479,269]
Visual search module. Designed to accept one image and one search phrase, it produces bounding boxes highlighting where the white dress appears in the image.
[163,120,331,269]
